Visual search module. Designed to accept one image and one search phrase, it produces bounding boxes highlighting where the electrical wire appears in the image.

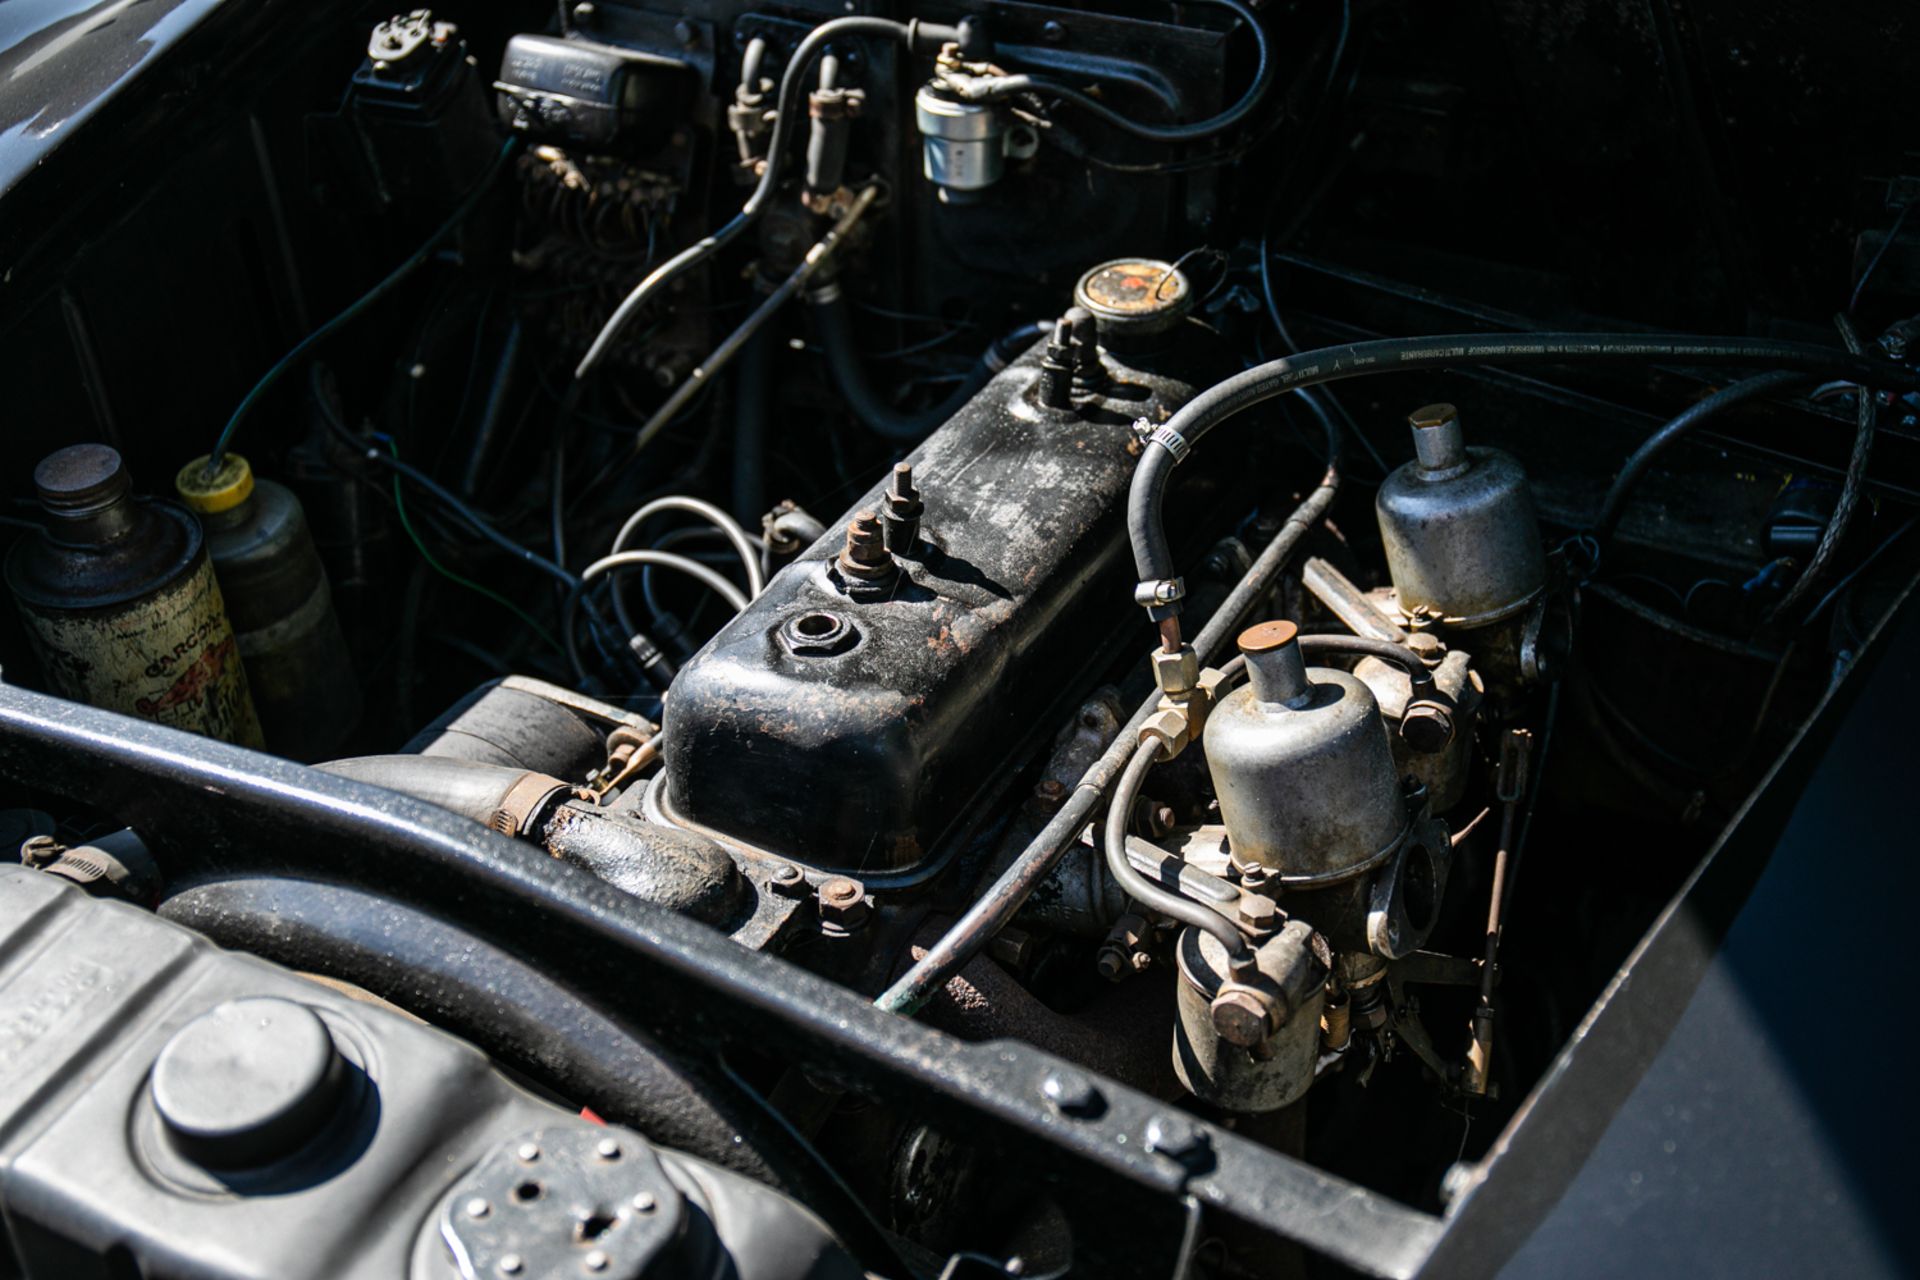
[954,0,1273,144]
[1259,233,1387,477]
[1588,369,1813,559]
[612,497,765,596]
[579,550,751,613]
[383,438,564,655]
[311,367,579,594]
[609,496,765,642]
[562,551,752,686]
[208,138,519,471]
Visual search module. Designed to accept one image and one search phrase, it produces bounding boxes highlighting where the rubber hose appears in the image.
[1128,332,1920,607]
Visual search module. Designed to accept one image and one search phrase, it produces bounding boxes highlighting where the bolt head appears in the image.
[632,1190,657,1213]
[595,1137,622,1160]
[465,1197,492,1219]
[1211,987,1278,1047]
[1401,701,1455,754]
[1041,18,1068,42]
[1236,894,1280,932]
[499,1255,526,1277]
[515,1142,540,1163]
[1405,631,1444,659]
[585,1250,611,1273]
[1040,1068,1103,1116]
[1143,1112,1209,1163]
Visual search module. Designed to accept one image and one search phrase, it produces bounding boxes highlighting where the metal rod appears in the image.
[1301,556,1408,644]
[874,442,1342,1016]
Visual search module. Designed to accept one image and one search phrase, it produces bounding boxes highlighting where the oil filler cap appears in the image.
[1072,257,1194,341]
[151,997,344,1169]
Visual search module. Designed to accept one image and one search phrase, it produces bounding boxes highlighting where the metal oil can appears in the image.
[4,445,262,746]
[174,454,360,760]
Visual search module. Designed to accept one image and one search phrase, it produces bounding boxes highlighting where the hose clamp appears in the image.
[488,771,572,838]
[1134,578,1185,607]
[1148,424,1192,463]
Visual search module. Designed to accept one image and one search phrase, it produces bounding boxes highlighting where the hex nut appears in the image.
[767,863,809,898]
[838,510,895,580]
[817,877,870,933]
[1149,646,1201,697]
[780,611,858,657]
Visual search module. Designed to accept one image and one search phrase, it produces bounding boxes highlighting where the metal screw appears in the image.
[883,464,924,554]
[888,463,917,505]
[1041,18,1067,42]
[632,1191,657,1213]
[465,1197,492,1219]
[515,1142,540,1163]
[768,863,807,897]
[595,1137,622,1161]
[585,1251,611,1273]
[1040,1069,1103,1117]
[1143,1113,1209,1164]
[674,18,697,46]
[499,1256,526,1277]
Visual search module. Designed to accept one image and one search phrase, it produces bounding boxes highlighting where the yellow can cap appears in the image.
[175,454,254,515]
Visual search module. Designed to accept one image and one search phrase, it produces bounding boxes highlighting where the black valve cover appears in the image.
[658,346,1212,876]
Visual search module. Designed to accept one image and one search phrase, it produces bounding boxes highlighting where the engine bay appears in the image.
[1,0,1916,1275]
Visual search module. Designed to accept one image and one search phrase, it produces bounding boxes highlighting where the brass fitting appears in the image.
[1150,644,1201,698]
[1137,664,1230,760]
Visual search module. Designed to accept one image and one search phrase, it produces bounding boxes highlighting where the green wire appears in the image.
[206,137,521,471]
[386,439,563,656]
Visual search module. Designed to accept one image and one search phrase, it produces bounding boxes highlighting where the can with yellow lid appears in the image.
[175,454,360,760]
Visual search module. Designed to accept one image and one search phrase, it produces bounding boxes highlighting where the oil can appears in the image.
[4,445,261,746]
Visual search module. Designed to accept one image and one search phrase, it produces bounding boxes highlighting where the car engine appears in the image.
[0,0,1915,1276]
